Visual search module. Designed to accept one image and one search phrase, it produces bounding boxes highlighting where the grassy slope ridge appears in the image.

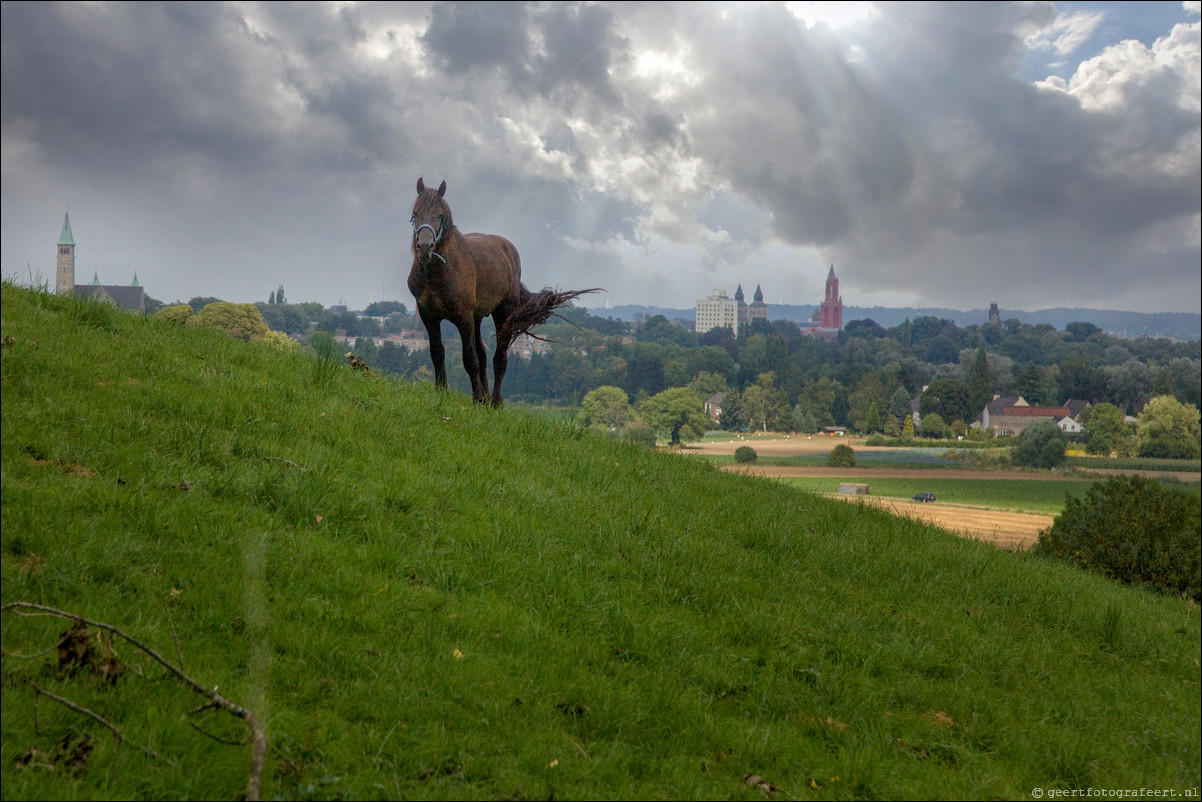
[2,284,1199,800]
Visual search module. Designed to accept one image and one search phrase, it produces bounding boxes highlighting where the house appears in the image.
[704,392,727,422]
[975,396,1026,432]
[975,395,1082,436]
[1057,416,1084,435]
[509,332,551,360]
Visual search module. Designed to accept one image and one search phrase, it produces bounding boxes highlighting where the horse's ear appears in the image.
[437,180,446,198]
[417,177,426,194]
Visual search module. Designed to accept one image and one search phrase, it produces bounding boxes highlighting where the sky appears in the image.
[2,1,1199,316]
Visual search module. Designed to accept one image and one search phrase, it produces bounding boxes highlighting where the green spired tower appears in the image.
[55,212,75,296]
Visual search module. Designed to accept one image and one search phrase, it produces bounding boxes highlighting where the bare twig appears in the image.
[1,643,59,659]
[189,719,252,746]
[31,682,176,765]
[2,601,265,801]
[263,456,307,472]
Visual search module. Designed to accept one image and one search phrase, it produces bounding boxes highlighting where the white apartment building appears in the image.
[695,289,739,338]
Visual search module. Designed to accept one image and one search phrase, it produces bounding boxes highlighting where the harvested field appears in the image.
[826,494,1052,550]
[720,463,1055,550]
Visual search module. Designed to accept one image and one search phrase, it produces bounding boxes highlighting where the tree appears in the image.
[156,304,194,324]
[902,415,915,439]
[887,386,912,423]
[638,388,710,446]
[741,372,787,432]
[920,412,948,440]
[686,371,729,402]
[194,302,270,341]
[865,402,882,434]
[795,378,837,431]
[1136,396,1201,459]
[1011,420,1067,469]
[364,300,408,317]
[919,378,972,427]
[581,386,633,431]
[1012,363,1048,405]
[1085,402,1134,456]
[967,347,991,418]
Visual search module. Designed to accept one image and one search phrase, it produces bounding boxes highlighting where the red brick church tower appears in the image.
[819,264,842,330]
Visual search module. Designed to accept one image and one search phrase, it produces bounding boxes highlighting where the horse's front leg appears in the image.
[419,309,448,387]
[456,318,489,403]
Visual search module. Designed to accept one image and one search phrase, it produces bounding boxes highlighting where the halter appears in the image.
[411,216,447,263]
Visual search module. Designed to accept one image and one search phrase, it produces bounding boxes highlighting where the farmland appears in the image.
[689,435,1200,547]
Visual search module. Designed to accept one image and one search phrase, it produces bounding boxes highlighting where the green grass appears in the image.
[3,283,1200,800]
[772,477,1096,514]
[1065,455,1202,473]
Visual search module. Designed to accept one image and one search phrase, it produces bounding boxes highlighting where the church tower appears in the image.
[56,212,75,296]
[819,264,843,330]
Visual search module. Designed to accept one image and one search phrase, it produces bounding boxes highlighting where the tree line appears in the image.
[164,291,1200,451]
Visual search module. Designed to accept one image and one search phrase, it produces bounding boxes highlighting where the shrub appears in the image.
[620,422,658,448]
[1011,420,1066,468]
[1034,475,1201,601]
[734,446,757,463]
[828,444,856,468]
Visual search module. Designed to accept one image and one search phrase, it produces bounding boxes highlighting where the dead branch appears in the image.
[2,601,266,801]
[32,682,175,765]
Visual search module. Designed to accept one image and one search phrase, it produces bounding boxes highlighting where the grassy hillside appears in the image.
[2,283,1199,800]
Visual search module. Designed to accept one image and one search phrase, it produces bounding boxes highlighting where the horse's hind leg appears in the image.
[491,311,513,408]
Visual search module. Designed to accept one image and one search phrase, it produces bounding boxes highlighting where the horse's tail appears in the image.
[496,284,602,347]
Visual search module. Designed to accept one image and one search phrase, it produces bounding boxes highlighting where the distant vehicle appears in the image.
[912,492,936,503]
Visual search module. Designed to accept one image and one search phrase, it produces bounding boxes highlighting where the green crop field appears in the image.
[2,283,1199,800]
[773,476,1096,515]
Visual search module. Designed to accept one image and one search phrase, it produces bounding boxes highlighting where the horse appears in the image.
[406,177,599,407]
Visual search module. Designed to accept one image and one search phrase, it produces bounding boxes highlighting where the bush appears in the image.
[1034,475,1201,601]
[620,422,658,448]
[828,444,856,468]
[734,446,757,463]
[1011,420,1066,468]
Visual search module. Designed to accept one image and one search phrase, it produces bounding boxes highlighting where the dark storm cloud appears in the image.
[1,1,1197,313]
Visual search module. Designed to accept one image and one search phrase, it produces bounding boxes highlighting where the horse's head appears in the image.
[412,177,452,264]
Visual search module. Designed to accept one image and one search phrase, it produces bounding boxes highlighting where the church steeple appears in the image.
[55,212,76,296]
[820,264,843,330]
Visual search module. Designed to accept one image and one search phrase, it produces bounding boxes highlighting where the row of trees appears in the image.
[163,291,1199,452]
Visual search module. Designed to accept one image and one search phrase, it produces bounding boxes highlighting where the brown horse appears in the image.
[406,177,598,407]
